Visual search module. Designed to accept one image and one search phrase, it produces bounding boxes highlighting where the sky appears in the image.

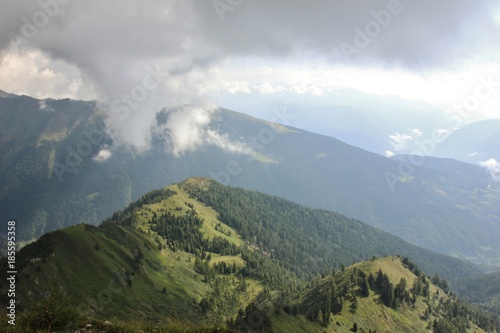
[1,0,500,150]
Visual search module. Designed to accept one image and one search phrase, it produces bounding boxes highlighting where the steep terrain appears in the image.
[0,179,498,331]
[290,256,498,333]
[1,93,500,267]
[457,270,500,315]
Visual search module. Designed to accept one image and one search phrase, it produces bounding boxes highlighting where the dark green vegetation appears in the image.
[1,93,499,268]
[457,270,500,315]
[1,92,500,330]
[0,94,117,240]
[1,178,499,332]
[294,256,499,333]
[184,178,477,282]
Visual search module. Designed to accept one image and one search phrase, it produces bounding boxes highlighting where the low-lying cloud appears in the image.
[1,0,500,151]
[92,147,112,162]
[38,100,54,112]
[479,158,500,181]
[389,128,423,152]
[163,104,216,156]
[158,104,252,157]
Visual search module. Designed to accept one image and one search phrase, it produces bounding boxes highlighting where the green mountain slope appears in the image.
[289,256,499,333]
[457,270,500,315]
[2,178,498,332]
[180,178,478,282]
[9,222,209,319]
[1,93,500,268]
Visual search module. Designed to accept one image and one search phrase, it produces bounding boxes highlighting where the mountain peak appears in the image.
[1,180,498,332]
[296,255,495,333]
[178,177,214,192]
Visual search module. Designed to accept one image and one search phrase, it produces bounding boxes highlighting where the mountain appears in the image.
[0,89,15,98]
[1,93,500,267]
[1,178,498,332]
[0,94,107,238]
[434,119,500,164]
[219,89,447,156]
[293,256,498,333]
[457,270,500,315]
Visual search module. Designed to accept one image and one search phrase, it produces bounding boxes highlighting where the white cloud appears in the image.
[289,84,324,96]
[221,81,251,94]
[385,150,395,157]
[308,85,324,96]
[206,130,252,155]
[436,128,452,135]
[0,49,95,100]
[254,82,282,95]
[389,128,424,152]
[412,129,423,137]
[38,100,54,112]
[164,104,215,156]
[389,133,414,151]
[1,0,499,154]
[92,148,112,162]
[479,158,500,181]
[254,83,273,95]
[160,104,252,157]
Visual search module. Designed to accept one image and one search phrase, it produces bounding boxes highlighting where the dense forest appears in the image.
[1,178,499,332]
[458,270,500,315]
[184,179,478,282]
[295,256,500,332]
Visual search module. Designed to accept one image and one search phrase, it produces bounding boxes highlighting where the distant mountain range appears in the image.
[434,119,500,164]
[222,92,500,165]
[458,269,500,315]
[220,90,447,157]
[1,92,499,268]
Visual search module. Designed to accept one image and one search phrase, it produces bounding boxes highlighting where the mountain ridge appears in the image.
[1,93,499,267]
[434,119,500,164]
[1,178,498,332]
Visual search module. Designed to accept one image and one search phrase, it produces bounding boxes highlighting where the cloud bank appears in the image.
[156,104,252,157]
[389,128,423,152]
[479,158,500,181]
[92,148,112,162]
[1,0,500,150]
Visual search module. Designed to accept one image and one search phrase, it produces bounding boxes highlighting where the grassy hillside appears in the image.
[181,178,479,282]
[0,180,293,331]
[283,256,499,333]
[1,178,498,332]
[0,222,214,319]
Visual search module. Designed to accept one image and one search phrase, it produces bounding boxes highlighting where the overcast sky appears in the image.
[1,0,500,148]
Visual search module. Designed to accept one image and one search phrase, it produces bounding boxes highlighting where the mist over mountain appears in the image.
[433,119,500,163]
[218,89,447,157]
[221,90,500,165]
[2,1,500,331]
[1,92,500,269]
